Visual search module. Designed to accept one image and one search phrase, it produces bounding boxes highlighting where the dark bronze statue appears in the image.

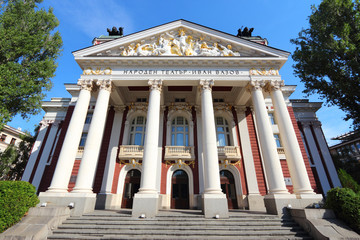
[107,27,124,36]
[237,27,254,37]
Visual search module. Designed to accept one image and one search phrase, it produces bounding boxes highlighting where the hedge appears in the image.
[0,181,39,233]
[325,187,360,234]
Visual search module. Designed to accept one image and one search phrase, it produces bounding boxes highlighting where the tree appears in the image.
[0,145,17,180]
[0,0,62,129]
[0,128,36,180]
[291,0,360,128]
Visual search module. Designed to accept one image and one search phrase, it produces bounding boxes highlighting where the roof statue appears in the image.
[107,27,124,36]
[237,27,254,37]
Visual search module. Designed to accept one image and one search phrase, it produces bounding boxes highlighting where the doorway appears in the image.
[121,169,141,209]
[220,170,238,209]
[171,170,189,209]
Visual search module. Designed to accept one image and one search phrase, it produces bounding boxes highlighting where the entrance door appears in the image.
[171,170,189,209]
[121,169,141,209]
[220,170,238,209]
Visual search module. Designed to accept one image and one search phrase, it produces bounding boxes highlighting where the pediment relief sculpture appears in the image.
[96,28,241,57]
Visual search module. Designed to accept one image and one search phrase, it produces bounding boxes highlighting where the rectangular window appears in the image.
[274,134,282,148]
[268,113,276,125]
[213,98,224,103]
[175,98,185,102]
[85,113,93,124]
[10,138,16,145]
[0,134,6,142]
[79,133,87,147]
[136,98,147,103]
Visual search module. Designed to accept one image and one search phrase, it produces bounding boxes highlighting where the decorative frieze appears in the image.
[219,159,241,169]
[165,159,195,168]
[83,67,112,75]
[116,28,240,57]
[120,159,142,167]
[250,68,279,76]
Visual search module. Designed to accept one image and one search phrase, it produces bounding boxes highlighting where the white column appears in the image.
[22,120,49,181]
[301,121,331,194]
[100,106,124,194]
[32,122,59,190]
[46,80,93,193]
[72,80,112,193]
[132,79,162,218]
[248,80,288,195]
[312,121,342,187]
[268,80,314,195]
[236,107,260,195]
[138,79,162,194]
[200,79,223,194]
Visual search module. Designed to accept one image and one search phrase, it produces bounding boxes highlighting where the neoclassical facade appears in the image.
[23,20,340,217]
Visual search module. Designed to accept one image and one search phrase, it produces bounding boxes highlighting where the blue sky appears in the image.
[9,0,352,145]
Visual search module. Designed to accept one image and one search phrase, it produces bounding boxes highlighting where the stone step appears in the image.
[62,219,297,226]
[51,228,309,237]
[57,224,302,231]
[48,210,312,240]
[48,234,313,240]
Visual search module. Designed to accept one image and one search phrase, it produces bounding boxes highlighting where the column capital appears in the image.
[234,105,247,113]
[300,121,312,128]
[265,80,284,92]
[311,121,322,128]
[96,79,112,92]
[199,79,214,91]
[148,79,163,92]
[114,105,126,112]
[77,79,94,91]
[39,119,54,129]
[247,80,265,92]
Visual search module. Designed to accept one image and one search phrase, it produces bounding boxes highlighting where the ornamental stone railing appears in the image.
[277,147,285,155]
[164,146,195,160]
[118,145,144,160]
[217,146,241,160]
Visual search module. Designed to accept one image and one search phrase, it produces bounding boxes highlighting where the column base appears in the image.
[95,193,122,210]
[38,191,96,216]
[131,193,159,218]
[247,194,266,212]
[202,193,229,219]
[264,194,323,217]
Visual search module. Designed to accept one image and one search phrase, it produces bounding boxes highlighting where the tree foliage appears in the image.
[291,0,360,128]
[0,129,36,180]
[0,0,62,129]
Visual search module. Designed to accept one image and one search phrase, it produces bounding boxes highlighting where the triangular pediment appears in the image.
[73,20,289,59]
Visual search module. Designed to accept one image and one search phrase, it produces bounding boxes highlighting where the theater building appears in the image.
[22,20,340,217]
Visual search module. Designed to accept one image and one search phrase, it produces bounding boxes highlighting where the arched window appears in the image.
[215,116,231,146]
[129,116,146,145]
[171,116,189,146]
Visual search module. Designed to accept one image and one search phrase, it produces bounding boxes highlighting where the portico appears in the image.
[31,20,330,217]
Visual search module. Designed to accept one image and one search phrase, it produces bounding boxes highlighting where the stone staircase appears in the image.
[48,209,313,239]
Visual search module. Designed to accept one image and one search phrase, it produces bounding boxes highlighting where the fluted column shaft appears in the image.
[138,79,162,194]
[72,80,112,193]
[268,80,314,195]
[200,79,223,194]
[47,80,93,193]
[248,80,288,195]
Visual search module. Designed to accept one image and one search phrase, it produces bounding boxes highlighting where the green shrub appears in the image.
[0,181,39,233]
[338,168,360,193]
[325,187,360,234]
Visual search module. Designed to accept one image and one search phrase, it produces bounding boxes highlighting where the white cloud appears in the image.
[47,0,134,38]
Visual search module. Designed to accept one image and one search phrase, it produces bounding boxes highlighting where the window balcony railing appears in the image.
[217,146,241,160]
[76,146,84,158]
[164,146,195,160]
[118,145,144,160]
[277,147,285,155]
